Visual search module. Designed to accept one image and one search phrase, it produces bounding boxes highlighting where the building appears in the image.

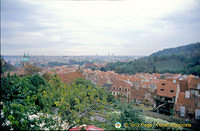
[175,77,200,121]
[20,53,30,67]
[110,79,131,102]
[82,69,200,121]
[154,78,179,116]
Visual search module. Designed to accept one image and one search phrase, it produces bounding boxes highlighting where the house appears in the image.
[110,79,131,99]
[154,78,179,115]
[83,69,200,121]
[175,77,200,120]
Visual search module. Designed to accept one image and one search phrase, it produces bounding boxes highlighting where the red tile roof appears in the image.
[131,88,149,101]
[188,77,200,89]
[157,79,177,98]
[57,71,84,84]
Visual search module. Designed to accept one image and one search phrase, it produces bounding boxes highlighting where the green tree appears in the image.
[152,65,156,73]
[24,65,41,76]
[1,74,43,130]
[115,66,122,74]
[104,101,144,130]
[100,67,106,72]
[0,58,16,75]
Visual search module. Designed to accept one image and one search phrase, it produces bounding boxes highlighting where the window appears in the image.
[125,89,128,91]
[165,97,172,101]
[185,91,190,98]
[197,83,200,90]
[180,106,185,117]
[195,109,200,120]
[113,87,116,90]
[160,88,164,91]
[161,83,165,85]
[170,89,174,93]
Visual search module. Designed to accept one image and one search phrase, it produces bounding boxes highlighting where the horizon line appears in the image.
[1,54,145,57]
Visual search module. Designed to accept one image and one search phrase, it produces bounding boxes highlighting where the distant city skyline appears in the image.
[1,0,200,56]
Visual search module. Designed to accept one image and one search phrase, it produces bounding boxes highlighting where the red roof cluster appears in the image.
[83,69,200,120]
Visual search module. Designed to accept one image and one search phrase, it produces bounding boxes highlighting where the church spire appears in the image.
[23,52,26,58]
[27,52,30,58]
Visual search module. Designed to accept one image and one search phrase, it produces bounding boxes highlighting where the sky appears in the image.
[1,0,200,56]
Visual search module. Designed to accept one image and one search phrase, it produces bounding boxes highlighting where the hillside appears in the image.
[105,42,200,76]
[151,42,200,57]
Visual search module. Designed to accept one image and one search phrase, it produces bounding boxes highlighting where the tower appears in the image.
[20,52,30,67]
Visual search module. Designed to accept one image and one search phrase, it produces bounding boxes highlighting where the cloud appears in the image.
[1,0,200,56]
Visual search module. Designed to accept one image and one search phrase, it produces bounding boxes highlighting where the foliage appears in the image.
[100,67,106,72]
[1,73,46,130]
[0,58,16,75]
[40,77,114,129]
[48,60,91,67]
[151,42,200,57]
[0,71,119,130]
[42,73,52,81]
[105,42,200,76]
[48,62,68,67]
[100,101,145,130]
[69,59,91,65]
[24,65,42,76]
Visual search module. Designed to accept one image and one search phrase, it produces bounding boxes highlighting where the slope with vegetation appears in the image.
[105,42,200,76]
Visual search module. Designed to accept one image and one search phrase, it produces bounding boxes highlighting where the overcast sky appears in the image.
[1,0,200,56]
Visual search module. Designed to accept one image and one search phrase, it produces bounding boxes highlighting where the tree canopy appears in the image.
[104,42,200,76]
[0,72,118,130]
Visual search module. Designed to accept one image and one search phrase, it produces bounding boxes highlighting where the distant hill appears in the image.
[105,42,200,76]
[151,42,200,57]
